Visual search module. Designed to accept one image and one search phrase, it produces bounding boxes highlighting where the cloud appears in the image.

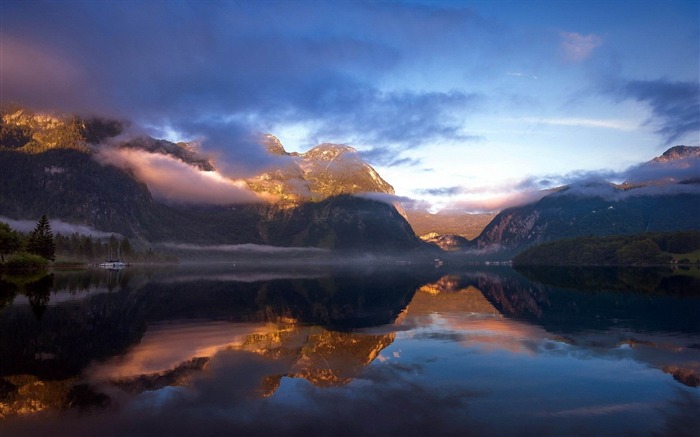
[159,242,328,254]
[0,37,88,112]
[96,148,273,205]
[522,117,637,131]
[1,1,486,168]
[613,79,700,144]
[358,147,423,168]
[305,89,482,149]
[624,153,700,184]
[560,31,603,62]
[507,72,538,80]
[415,186,464,197]
[446,190,549,213]
[0,216,122,238]
[416,155,700,213]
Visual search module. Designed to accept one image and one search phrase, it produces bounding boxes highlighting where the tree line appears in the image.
[513,231,700,266]
[1,216,176,270]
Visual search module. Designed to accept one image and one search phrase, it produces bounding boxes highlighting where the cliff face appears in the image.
[0,110,420,251]
[470,189,700,257]
[468,146,700,257]
[246,135,395,205]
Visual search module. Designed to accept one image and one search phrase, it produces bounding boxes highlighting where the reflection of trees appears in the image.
[25,274,53,321]
[0,266,438,416]
[1,272,54,320]
[1,265,698,419]
[515,265,700,296]
[0,278,18,313]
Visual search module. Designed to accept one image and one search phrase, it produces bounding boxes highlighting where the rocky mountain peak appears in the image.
[655,145,699,163]
[302,143,358,161]
[246,138,394,204]
[261,134,287,156]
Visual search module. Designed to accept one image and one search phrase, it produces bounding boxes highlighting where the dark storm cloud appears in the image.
[1,0,484,171]
[610,78,699,144]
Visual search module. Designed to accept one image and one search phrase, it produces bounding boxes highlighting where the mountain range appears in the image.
[467,145,700,257]
[0,108,423,252]
[1,106,698,258]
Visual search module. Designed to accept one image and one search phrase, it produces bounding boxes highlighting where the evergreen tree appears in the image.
[0,222,22,262]
[120,237,133,259]
[26,215,56,261]
[108,235,119,260]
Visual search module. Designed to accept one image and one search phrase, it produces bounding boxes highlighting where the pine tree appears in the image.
[0,222,22,262]
[26,215,56,261]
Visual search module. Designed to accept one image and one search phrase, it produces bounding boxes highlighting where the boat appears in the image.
[99,259,127,269]
[99,245,128,269]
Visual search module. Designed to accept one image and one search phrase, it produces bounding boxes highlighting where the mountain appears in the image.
[469,146,700,258]
[0,108,424,252]
[247,135,395,205]
[418,232,471,251]
[625,145,700,185]
[406,210,496,240]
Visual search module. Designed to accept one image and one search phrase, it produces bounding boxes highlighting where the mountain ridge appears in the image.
[0,108,424,252]
[467,145,700,258]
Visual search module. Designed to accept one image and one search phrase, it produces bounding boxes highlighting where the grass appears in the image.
[670,249,700,263]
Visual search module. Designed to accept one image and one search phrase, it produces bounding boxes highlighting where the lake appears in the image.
[1,263,698,436]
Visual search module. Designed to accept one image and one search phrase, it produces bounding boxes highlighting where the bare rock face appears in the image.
[419,232,470,251]
[246,136,395,205]
[653,145,700,163]
[0,108,422,251]
[626,145,700,185]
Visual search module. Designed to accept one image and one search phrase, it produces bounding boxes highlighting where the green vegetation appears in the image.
[1,216,56,272]
[54,232,177,263]
[0,219,177,270]
[0,222,21,262]
[26,214,56,261]
[3,252,49,271]
[513,231,700,266]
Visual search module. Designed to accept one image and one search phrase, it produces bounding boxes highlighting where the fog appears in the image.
[96,147,274,205]
[0,215,121,238]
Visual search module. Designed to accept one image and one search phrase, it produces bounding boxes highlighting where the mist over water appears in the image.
[0,264,698,436]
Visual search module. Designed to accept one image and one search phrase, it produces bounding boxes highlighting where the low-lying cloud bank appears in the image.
[159,243,330,254]
[0,216,121,238]
[422,151,699,213]
[96,147,275,205]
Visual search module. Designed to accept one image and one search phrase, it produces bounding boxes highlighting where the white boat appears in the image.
[99,260,127,269]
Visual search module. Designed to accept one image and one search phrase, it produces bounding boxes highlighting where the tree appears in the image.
[0,222,22,262]
[615,239,668,265]
[26,215,56,261]
[120,237,133,259]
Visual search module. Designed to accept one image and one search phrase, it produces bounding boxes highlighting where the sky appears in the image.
[1,0,699,212]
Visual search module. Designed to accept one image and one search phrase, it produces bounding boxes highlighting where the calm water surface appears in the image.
[0,264,698,436]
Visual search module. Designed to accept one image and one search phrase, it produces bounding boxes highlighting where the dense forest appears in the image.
[53,232,176,263]
[0,217,176,271]
[513,231,700,266]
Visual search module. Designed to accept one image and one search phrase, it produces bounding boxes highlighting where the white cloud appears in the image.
[96,148,275,205]
[0,216,121,238]
[560,32,603,62]
[523,117,638,131]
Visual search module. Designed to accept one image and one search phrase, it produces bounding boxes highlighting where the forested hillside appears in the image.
[513,231,700,266]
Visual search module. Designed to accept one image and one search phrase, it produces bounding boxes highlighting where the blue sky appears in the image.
[2,0,698,211]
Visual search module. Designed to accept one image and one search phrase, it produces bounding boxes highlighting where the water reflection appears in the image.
[0,265,698,435]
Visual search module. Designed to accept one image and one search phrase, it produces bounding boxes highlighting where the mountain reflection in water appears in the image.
[0,264,698,436]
